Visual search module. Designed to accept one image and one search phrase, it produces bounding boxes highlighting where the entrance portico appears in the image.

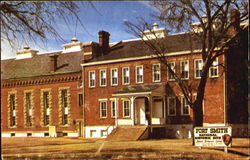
[112,83,166,127]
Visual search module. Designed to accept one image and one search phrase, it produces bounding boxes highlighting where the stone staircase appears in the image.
[107,126,148,141]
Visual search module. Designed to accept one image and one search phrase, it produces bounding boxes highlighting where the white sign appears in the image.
[194,126,232,147]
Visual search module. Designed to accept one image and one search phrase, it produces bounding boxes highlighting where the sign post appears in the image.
[194,126,232,153]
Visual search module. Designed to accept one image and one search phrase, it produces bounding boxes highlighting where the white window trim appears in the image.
[135,65,143,84]
[181,96,190,116]
[110,99,117,118]
[152,63,161,82]
[194,59,203,79]
[209,57,219,78]
[99,69,107,87]
[89,71,95,88]
[123,99,130,118]
[110,68,118,86]
[122,67,130,85]
[99,100,107,118]
[167,97,176,116]
[168,62,175,81]
[180,60,189,80]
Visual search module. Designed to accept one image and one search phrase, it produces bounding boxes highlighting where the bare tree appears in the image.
[125,0,248,131]
[1,1,93,49]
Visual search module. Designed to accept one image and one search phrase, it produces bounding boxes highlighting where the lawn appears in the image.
[1,137,249,159]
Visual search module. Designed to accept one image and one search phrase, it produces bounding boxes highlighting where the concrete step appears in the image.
[107,126,148,141]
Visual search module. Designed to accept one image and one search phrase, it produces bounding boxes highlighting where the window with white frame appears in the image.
[99,101,107,118]
[99,69,107,87]
[89,71,95,87]
[180,60,189,79]
[61,89,69,125]
[25,92,32,127]
[136,65,143,83]
[168,62,175,80]
[194,59,203,78]
[111,68,118,86]
[111,99,117,118]
[43,91,50,126]
[123,100,130,117]
[210,58,219,77]
[152,63,161,82]
[122,67,130,85]
[9,94,16,127]
[181,97,190,115]
[167,97,176,116]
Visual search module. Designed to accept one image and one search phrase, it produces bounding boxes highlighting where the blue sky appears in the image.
[1,1,159,59]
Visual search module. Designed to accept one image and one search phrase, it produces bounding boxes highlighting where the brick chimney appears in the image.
[49,55,58,72]
[228,9,240,36]
[98,30,110,54]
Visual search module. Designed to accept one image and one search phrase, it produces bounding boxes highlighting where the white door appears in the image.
[136,98,146,125]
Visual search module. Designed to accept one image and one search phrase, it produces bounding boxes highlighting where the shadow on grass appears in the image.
[3,141,95,149]
[209,148,249,157]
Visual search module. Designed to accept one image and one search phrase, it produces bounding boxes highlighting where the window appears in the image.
[152,63,161,82]
[99,101,107,118]
[194,59,203,78]
[43,92,50,126]
[99,69,107,87]
[123,100,130,117]
[210,58,219,77]
[181,97,190,115]
[167,97,176,116]
[61,89,68,125]
[111,100,117,118]
[9,94,16,127]
[136,65,143,83]
[168,62,175,81]
[89,71,95,87]
[78,93,83,107]
[111,68,118,86]
[25,92,32,127]
[122,67,130,85]
[180,60,189,79]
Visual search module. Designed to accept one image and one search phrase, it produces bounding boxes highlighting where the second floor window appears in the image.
[111,68,118,86]
[152,64,161,82]
[89,71,95,87]
[180,60,189,79]
[136,65,143,83]
[168,62,175,81]
[100,69,107,87]
[194,59,203,78]
[122,67,130,85]
[210,58,219,77]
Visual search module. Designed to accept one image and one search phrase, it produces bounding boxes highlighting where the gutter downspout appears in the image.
[82,65,86,138]
[224,54,228,126]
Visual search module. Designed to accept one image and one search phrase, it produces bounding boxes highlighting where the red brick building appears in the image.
[1,39,91,137]
[81,24,248,139]
[1,22,248,138]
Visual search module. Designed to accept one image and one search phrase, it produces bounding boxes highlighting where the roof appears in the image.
[88,33,202,62]
[112,83,164,95]
[1,51,84,80]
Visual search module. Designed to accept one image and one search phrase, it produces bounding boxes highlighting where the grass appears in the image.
[1,137,249,159]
